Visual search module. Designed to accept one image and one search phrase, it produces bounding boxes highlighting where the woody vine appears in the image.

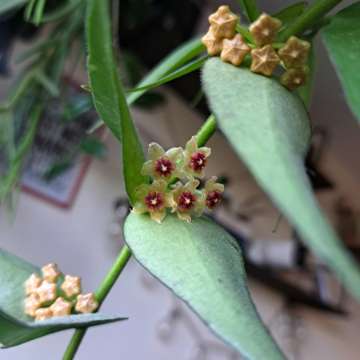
[0,0,360,360]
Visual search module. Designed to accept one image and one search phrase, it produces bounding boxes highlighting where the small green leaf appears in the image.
[0,0,27,15]
[86,0,147,203]
[273,2,307,26]
[124,214,284,359]
[202,58,360,301]
[321,2,360,123]
[236,0,260,22]
[0,249,125,348]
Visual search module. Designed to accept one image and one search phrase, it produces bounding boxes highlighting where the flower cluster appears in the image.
[133,137,224,223]
[202,6,311,90]
[24,263,98,321]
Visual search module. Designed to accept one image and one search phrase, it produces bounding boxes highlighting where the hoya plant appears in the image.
[1,0,360,359]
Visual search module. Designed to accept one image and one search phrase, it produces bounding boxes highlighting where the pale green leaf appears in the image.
[321,2,360,123]
[202,58,360,300]
[0,249,125,348]
[125,214,284,359]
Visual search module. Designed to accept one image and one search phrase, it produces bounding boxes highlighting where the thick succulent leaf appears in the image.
[202,58,360,300]
[86,0,147,203]
[125,213,285,360]
[321,2,360,122]
[0,0,26,14]
[0,249,125,348]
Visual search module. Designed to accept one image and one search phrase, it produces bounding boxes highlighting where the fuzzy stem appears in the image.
[279,0,343,41]
[62,245,132,360]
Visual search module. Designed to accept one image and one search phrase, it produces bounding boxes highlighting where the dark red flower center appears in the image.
[189,152,207,172]
[206,191,222,209]
[155,158,174,177]
[177,191,196,211]
[145,192,164,210]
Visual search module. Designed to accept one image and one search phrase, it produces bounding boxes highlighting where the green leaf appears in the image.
[90,38,204,133]
[236,0,260,22]
[273,2,307,26]
[124,214,285,360]
[129,55,207,94]
[0,0,27,15]
[321,2,360,123]
[86,0,147,204]
[0,249,125,348]
[202,58,360,301]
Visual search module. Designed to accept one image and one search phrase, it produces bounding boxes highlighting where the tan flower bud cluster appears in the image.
[24,263,98,321]
[202,7,311,90]
[133,137,224,224]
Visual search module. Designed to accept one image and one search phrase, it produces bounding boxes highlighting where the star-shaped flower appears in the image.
[61,275,82,298]
[75,293,98,314]
[50,297,72,317]
[208,5,238,39]
[250,45,280,76]
[221,34,251,66]
[36,280,57,304]
[280,66,308,90]
[202,28,223,56]
[24,293,41,317]
[204,177,224,210]
[170,179,204,223]
[249,13,282,47]
[183,136,211,179]
[25,273,42,296]
[35,307,53,321]
[278,36,311,68]
[141,143,183,181]
[41,263,61,283]
[133,180,171,223]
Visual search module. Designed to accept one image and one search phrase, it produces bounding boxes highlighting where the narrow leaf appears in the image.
[129,56,207,93]
[0,249,125,348]
[86,0,147,203]
[237,0,260,22]
[90,38,205,133]
[202,58,360,300]
[273,2,307,26]
[125,214,285,360]
[321,2,360,123]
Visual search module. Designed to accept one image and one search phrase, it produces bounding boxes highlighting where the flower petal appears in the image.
[166,147,184,163]
[150,210,166,224]
[199,146,211,158]
[177,211,192,223]
[185,136,198,154]
[141,160,155,177]
[148,142,165,160]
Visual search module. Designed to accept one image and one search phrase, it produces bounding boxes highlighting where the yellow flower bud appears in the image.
[208,5,238,39]
[24,273,42,296]
[24,293,41,317]
[250,45,280,76]
[280,66,308,90]
[36,280,57,304]
[249,13,282,47]
[221,34,251,66]
[75,293,99,314]
[61,275,82,298]
[278,36,311,68]
[41,263,61,283]
[35,307,53,321]
[50,297,72,317]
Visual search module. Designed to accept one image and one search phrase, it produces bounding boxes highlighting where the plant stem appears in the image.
[279,0,343,41]
[196,114,217,147]
[62,245,132,360]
